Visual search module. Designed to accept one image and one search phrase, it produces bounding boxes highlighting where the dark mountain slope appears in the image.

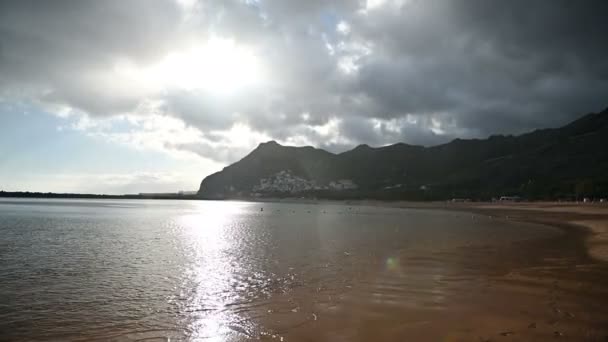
[198,141,336,198]
[198,108,608,200]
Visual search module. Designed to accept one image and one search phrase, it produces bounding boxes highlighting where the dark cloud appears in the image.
[347,0,608,137]
[0,0,180,63]
[0,0,181,114]
[0,0,607,163]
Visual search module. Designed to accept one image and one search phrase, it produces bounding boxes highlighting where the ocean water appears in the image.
[2,198,604,341]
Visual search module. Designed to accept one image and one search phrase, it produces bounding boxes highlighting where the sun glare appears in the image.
[121,38,264,95]
[160,39,262,94]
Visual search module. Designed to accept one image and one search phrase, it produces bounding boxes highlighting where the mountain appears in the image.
[198,108,608,200]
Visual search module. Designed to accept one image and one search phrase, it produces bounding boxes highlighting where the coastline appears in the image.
[247,199,608,340]
[340,200,608,263]
[474,203,608,263]
[6,194,604,261]
[3,197,607,340]
[247,197,608,263]
[254,198,608,264]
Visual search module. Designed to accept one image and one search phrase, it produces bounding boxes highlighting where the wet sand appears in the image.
[470,202,608,263]
[254,200,608,341]
[326,201,608,341]
[343,200,608,261]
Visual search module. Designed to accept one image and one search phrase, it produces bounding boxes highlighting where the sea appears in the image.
[1,198,607,341]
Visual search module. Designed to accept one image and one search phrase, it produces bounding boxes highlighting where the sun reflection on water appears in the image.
[178,201,253,341]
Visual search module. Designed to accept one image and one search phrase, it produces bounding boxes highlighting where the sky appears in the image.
[1,0,607,194]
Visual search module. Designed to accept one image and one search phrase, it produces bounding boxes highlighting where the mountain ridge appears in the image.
[199,108,608,200]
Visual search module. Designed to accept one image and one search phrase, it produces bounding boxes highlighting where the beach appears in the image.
[445,202,608,263]
[429,202,608,341]
[255,200,608,341]
[341,200,608,260]
[1,199,607,341]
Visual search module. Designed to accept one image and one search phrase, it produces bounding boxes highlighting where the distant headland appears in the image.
[0,191,198,200]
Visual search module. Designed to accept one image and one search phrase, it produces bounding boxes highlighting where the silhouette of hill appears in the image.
[198,108,608,200]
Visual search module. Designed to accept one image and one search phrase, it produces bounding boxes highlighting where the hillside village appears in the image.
[252,170,358,195]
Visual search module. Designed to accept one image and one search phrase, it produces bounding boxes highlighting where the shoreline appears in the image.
[245,199,608,340]
[345,200,608,263]
[4,195,605,261]
[2,198,607,340]
[246,197,608,263]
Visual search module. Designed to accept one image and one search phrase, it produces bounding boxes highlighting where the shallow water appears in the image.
[0,199,607,341]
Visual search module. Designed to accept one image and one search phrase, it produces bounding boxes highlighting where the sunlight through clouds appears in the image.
[1,0,607,192]
[114,37,266,96]
[151,39,264,94]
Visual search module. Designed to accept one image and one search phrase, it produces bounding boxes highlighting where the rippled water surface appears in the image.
[1,199,607,341]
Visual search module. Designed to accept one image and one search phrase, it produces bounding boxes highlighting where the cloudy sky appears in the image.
[1,0,607,194]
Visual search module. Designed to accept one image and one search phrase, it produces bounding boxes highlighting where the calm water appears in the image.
[1,199,606,341]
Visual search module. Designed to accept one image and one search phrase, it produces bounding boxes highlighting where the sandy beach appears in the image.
[438,202,608,264]
[445,202,608,341]
[340,200,608,261]
[241,199,608,341]
[429,202,608,340]
[470,203,608,263]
